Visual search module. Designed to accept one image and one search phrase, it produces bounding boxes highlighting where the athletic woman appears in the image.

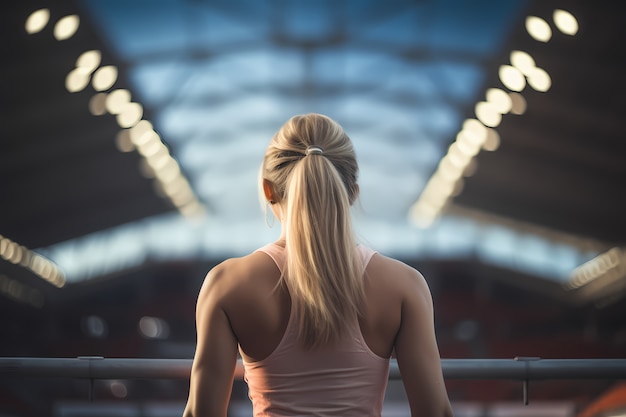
[183,113,453,417]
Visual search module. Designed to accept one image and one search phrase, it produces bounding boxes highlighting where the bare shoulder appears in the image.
[197,251,277,307]
[366,252,431,300]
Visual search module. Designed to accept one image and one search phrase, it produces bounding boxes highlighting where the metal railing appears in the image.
[2,357,626,404]
[2,357,626,380]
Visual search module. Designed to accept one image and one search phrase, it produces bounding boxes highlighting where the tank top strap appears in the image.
[255,242,286,274]
[356,244,377,269]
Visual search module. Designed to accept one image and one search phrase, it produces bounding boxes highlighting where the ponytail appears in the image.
[260,114,363,348]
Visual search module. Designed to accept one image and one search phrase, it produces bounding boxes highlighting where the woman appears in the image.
[183,113,453,417]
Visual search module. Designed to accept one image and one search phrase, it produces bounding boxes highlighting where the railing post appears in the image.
[515,356,541,405]
[78,356,104,402]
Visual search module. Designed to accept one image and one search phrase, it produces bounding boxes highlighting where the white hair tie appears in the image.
[305,146,324,156]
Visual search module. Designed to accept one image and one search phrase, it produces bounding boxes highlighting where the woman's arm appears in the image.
[183,265,239,417]
[394,268,454,417]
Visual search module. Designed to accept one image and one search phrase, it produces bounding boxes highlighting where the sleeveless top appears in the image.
[240,243,390,417]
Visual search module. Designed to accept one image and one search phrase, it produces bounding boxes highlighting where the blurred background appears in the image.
[1,0,625,416]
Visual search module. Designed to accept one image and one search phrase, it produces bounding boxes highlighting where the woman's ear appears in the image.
[263,179,277,204]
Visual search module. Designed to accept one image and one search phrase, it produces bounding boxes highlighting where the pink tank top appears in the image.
[241,243,390,417]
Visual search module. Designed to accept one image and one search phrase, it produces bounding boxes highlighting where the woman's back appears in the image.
[202,241,450,416]
[233,243,390,416]
[223,244,406,364]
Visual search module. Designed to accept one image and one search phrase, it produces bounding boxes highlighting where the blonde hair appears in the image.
[260,113,363,348]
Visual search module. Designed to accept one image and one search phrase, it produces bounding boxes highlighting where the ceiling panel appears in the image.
[2,0,624,285]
